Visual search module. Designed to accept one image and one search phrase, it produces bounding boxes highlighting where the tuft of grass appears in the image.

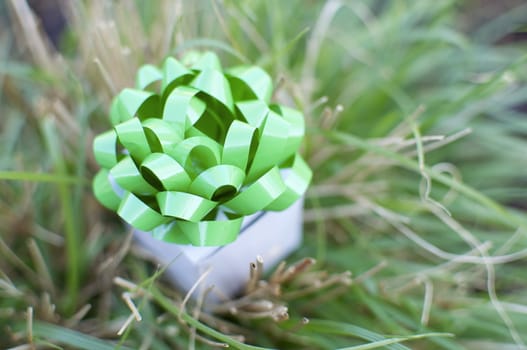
[1,0,527,349]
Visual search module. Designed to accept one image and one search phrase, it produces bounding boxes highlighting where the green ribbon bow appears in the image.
[92,51,312,246]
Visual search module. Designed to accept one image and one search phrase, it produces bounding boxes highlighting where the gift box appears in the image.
[92,51,312,301]
[133,197,304,300]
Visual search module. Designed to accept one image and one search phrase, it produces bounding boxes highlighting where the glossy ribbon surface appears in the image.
[93,51,312,246]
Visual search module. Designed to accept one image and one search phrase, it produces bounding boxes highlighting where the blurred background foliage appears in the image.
[1,0,527,349]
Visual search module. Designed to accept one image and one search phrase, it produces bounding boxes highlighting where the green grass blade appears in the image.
[33,322,134,350]
[41,118,82,314]
[0,171,86,184]
[337,332,453,350]
[300,319,410,350]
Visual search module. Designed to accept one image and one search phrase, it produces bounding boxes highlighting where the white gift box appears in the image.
[133,198,304,302]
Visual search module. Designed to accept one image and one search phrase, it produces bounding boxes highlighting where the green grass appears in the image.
[2,0,527,349]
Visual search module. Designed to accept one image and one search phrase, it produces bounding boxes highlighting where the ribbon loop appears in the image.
[169,136,222,176]
[110,156,157,195]
[115,117,151,162]
[136,64,162,90]
[235,100,269,127]
[163,86,203,130]
[179,215,243,246]
[140,153,190,191]
[111,88,156,125]
[93,169,121,211]
[222,120,257,172]
[151,222,191,245]
[266,154,313,211]
[223,166,286,215]
[157,191,216,222]
[93,130,118,169]
[228,66,273,102]
[162,56,192,93]
[274,105,305,152]
[117,192,168,231]
[190,68,234,112]
[141,118,184,154]
[189,164,245,201]
[247,110,291,182]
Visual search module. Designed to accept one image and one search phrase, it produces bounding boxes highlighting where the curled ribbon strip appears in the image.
[93,51,312,246]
